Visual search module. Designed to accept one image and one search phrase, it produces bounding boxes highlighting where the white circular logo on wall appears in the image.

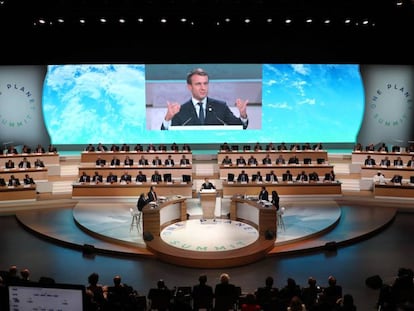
[368,83,412,128]
[0,83,36,129]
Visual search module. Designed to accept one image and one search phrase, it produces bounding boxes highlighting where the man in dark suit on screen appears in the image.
[161,68,248,130]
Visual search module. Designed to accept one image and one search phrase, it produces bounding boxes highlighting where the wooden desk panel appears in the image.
[218,150,328,164]
[0,185,37,201]
[374,183,414,198]
[360,166,414,179]
[230,197,277,237]
[0,168,48,181]
[72,182,192,197]
[80,151,192,164]
[219,165,334,180]
[77,165,193,180]
[222,181,342,197]
[0,153,59,166]
[352,151,414,164]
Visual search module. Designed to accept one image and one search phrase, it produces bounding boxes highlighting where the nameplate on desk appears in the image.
[200,189,216,193]
[135,182,142,185]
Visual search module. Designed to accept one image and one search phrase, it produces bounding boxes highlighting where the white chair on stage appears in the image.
[130,207,142,232]
[277,206,286,232]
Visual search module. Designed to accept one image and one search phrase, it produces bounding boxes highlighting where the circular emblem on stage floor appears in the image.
[160,219,259,252]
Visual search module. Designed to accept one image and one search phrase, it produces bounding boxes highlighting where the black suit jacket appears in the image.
[161,98,248,129]
[0,178,6,186]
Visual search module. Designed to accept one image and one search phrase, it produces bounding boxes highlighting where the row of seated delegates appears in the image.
[3,158,45,169]
[354,142,414,153]
[222,154,325,166]
[78,170,181,184]
[220,142,324,152]
[95,154,191,167]
[0,174,35,187]
[227,169,331,183]
[364,154,414,167]
[3,144,57,155]
[85,142,192,153]
[373,171,409,185]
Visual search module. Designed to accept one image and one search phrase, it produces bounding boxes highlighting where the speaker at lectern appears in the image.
[199,189,217,220]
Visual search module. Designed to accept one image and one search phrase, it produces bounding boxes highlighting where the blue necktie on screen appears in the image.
[198,102,205,124]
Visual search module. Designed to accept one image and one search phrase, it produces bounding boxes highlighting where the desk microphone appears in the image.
[208,105,227,125]
[182,117,192,126]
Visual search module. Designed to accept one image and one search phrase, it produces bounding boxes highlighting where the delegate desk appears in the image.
[0,167,48,181]
[374,182,414,198]
[219,164,334,180]
[230,196,277,237]
[218,150,328,164]
[0,153,60,166]
[360,165,414,180]
[72,182,192,198]
[142,196,187,238]
[77,165,193,182]
[0,185,37,202]
[80,151,192,164]
[352,151,414,165]
[222,181,342,197]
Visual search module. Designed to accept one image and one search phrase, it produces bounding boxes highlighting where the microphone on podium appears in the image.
[182,117,192,126]
[208,105,227,125]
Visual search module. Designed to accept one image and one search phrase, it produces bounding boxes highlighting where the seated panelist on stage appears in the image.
[380,156,391,167]
[160,68,248,130]
[136,193,148,212]
[110,156,121,166]
[5,159,15,169]
[296,171,308,182]
[247,155,258,166]
[85,144,95,152]
[288,155,299,164]
[34,158,45,168]
[164,155,175,166]
[152,156,162,166]
[96,156,106,166]
[364,155,376,166]
[124,156,134,166]
[170,142,179,152]
[79,171,91,183]
[394,156,404,166]
[106,172,118,183]
[92,171,103,183]
[262,154,272,165]
[237,170,249,183]
[8,175,21,186]
[0,177,6,186]
[23,174,35,185]
[110,144,119,152]
[147,185,157,202]
[18,157,31,169]
[151,170,163,183]
[265,170,278,183]
[324,170,336,182]
[120,143,130,152]
[407,156,414,168]
[96,143,108,152]
[275,154,286,165]
[21,145,32,154]
[236,156,247,166]
[138,155,149,166]
[180,154,190,166]
[136,171,147,183]
[222,155,232,166]
[252,171,263,182]
[390,174,403,184]
[309,171,320,182]
[134,144,144,152]
[34,144,45,154]
[282,170,293,182]
[120,171,132,183]
[200,178,216,191]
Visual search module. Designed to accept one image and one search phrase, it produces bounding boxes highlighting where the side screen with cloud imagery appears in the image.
[42,64,364,145]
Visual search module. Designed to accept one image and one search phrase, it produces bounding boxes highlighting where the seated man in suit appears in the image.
[151,170,162,183]
[258,186,269,201]
[5,159,15,169]
[164,155,175,166]
[134,144,144,152]
[8,175,21,186]
[180,154,190,166]
[34,158,45,168]
[236,155,247,166]
[390,174,403,184]
[96,156,106,166]
[275,155,286,165]
[123,156,134,166]
[237,170,249,183]
[109,144,119,152]
[120,143,130,152]
[265,170,278,183]
[147,185,158,202]
[18,157,31,169]
[138,155,149,166]
[288,156,299,164]
[0,176,6,186]
[110,156,121,166]
[221,155,232,166]
[95,143,108,152]
[364,155,376,166]
[120,171,132,183]
[262,154,272,165]
[79,171,91,183]
[296,170,308,182]
[247,155,258,166]
[23,174,35,185]
[152,156,162,166]
[282,170,293,182]
[309,171,320,182]
[161,68,248,130]
[252,171,263,182]
[136,171,147,183]
[380,156,391,167]
[106,172,118,183]
[92,171,103,183]
[137,193,148,212]
[407,156,414,168]
[394,156,404,167]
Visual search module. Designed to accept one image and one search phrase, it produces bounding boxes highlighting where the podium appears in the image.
[199,189,217,219]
